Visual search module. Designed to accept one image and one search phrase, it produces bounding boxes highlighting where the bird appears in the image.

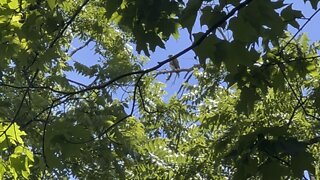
[166,55,180,80]
[168,55,180,72]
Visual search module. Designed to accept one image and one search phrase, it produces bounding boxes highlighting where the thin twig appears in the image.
[69,38,93,57]
[42,102,54,173]
[137,84,159,114]
[178,72,194,96]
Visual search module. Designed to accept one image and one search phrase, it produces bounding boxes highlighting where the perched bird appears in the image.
[166,55,180,80]
[168,55,180,71]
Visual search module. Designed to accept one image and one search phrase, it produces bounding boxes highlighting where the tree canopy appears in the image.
[0,0,320,179]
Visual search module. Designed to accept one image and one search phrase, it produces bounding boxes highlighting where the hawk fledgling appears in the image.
[166,55,180,80]
[169,55,180,71]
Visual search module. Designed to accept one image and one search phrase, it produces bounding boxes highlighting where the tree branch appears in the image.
[69,38,93,57]
[49,0,90,49]
[156,64,201,76]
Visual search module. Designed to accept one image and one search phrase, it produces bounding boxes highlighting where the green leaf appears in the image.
[200,6,226,29]
[0,162,5,179]
[0,0,7,5]
[291,152,314,178]
[236,86,260,114]
[280,4,303,29]
[74,61,95,77]
[219,0,240,6]
[229,16,258,43]
[260,160,289,180]
[47,0,56,10]
[193,33,220,68]
[215,41,259,73]
[6,123,26,144]
[8,0,19,9]
[180,0,202,34]
[104,0,123,19]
